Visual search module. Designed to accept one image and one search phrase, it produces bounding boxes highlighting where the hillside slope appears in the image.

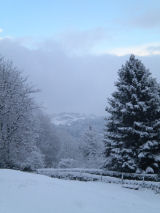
[0,169,160,213]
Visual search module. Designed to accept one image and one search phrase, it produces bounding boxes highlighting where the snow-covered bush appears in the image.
[58,158,78,168]
[146,167,154,174]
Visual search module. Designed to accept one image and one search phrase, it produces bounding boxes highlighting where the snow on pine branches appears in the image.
[104,55,160,174]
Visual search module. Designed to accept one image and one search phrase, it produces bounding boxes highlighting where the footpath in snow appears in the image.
[0,169,160,213]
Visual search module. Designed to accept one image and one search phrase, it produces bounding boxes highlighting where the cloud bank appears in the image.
[130,9,160,29]
[0,37,160,116]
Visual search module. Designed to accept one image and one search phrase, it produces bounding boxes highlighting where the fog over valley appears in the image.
[0,38,160,115]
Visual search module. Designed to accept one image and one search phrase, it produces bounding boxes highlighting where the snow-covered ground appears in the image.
[0,169,160,213]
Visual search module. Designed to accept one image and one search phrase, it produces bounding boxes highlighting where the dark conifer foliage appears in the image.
[104,55,160,173]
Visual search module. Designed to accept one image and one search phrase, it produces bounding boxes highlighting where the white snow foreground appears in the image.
[0,169,160,213]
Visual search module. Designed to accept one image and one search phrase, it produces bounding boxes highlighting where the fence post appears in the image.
[101,172,103,182]
[121,173,124,184]
[79,170,82,181]
[142,176,145,186]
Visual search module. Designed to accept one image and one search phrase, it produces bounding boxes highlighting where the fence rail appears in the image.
[36,168,160,193]
[37,168,160,182]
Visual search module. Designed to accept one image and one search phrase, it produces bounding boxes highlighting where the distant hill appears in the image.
[51,112,105,138]
[51,112,98,126]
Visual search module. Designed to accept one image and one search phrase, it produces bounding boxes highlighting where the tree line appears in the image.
[0,57,61,170]
[1,54,160,174]
[0,56,103,170]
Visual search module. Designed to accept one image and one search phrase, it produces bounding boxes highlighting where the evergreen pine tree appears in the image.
[80,126,99,167]
[104,55,160,173]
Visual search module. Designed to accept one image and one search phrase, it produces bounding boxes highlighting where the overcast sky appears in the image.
[0,0,160,115]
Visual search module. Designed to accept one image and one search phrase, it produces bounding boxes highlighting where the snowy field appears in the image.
[0,169,160,213]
